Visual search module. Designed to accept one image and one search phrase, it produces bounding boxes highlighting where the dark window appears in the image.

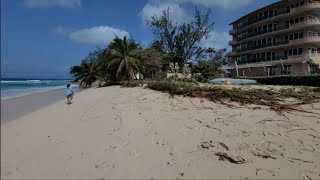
[263,25,267,30]
[290,19,294,24]
[257,53,261,59]
[289,49,293,56]
[274,9,278,15]
[296,3,300,7]
[291,4,295,9]
[299,32,304,38]
[281,65,292,75]
[267,52,271,59]
[300,1,305,6]
[272,52,275,57]
[295,18,299,23]
[262,52,266,57]
[298,48,303,54]
[300,16,304,22]
[285,35,289,40]
[294,33,299,39]
[284,50,288,56]
[290,34,294,40]
[293,49,298,55]
[269,10,274,17]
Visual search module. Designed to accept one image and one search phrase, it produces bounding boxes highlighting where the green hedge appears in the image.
[248,75,320,87]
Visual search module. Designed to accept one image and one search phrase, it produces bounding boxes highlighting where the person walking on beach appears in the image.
[65,83,74,104]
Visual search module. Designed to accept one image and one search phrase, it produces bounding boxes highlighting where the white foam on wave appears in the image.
[1,84,78,100]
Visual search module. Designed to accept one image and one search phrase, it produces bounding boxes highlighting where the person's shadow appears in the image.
[66,102,73,105]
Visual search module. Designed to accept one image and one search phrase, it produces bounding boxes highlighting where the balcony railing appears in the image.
[238,9,289,29]
[237,55,289,65]
[237,40,289,53]
[238,24,290,41]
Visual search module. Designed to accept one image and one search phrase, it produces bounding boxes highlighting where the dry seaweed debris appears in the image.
[146,81,320,114]
[214,152,245,164]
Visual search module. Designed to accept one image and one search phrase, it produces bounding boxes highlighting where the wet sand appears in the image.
[1,87,80,124]
[1,86,320,179]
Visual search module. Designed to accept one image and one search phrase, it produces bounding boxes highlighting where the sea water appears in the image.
[1,79,78,99]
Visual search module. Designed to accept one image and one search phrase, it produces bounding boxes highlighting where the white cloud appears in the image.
[24,0,81,8]
[138,2,192,25]
[172,0,254,10]
[201,31,231,50]
[54,26,130,45]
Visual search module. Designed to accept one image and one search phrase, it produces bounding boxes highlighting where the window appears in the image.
[295,18,299,23]
[300,16,304,22]
[291,4,295,9]
[281,65,292,75]
[262,52,266,58]
[267,52,272,60]
[296,2,300,8]
[294,33,299,39]
[285,35,289,40]
[290,34,294,40]
[298,48,303,55]
[269,10,274,18]
[300,1,305,6]
[284,50,288,56]
[268,66,277,76]
[309,16,315,20]
[308,48,318,54]
[293,49,298,55]
[299,32,304,38]
[274,9,278,16]
[289,49,293,56]
[290,19,294,24]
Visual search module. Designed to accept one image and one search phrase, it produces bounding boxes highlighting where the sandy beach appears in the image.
[1,85,320,179]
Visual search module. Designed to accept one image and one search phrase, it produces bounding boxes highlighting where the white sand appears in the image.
[1,86,320,179]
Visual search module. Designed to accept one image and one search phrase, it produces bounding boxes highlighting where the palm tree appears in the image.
[107,36,144,80]
[70,59,100,88]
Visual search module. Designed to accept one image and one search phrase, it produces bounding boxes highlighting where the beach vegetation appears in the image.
[70,59,101,88]
[106,36,144,81]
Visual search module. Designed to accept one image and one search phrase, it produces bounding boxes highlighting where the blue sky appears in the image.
[1,0,277,79]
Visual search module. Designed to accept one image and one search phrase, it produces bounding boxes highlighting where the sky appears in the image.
[1,0,278,79]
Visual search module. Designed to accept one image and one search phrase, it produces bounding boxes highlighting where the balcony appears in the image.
[229,40,237,46]
[237,40,289,53]
[238,9,289,30]
[237,19,320,43]
[238,24,290,41]
[237,2,320,31]
[237,55,288,65]
[236,53,320,66]
[229,29,238,35]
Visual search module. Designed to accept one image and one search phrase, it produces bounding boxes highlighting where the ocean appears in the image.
[1,78,78,99]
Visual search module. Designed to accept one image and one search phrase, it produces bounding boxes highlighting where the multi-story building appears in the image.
[228,0,320,77]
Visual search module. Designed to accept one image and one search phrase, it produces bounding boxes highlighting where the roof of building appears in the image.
[229,0,288,25]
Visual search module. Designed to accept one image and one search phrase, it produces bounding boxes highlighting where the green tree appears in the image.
[191,60,219,82]
[107,36,144,80]
[147,7,214,68]
[70,59,100,88]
